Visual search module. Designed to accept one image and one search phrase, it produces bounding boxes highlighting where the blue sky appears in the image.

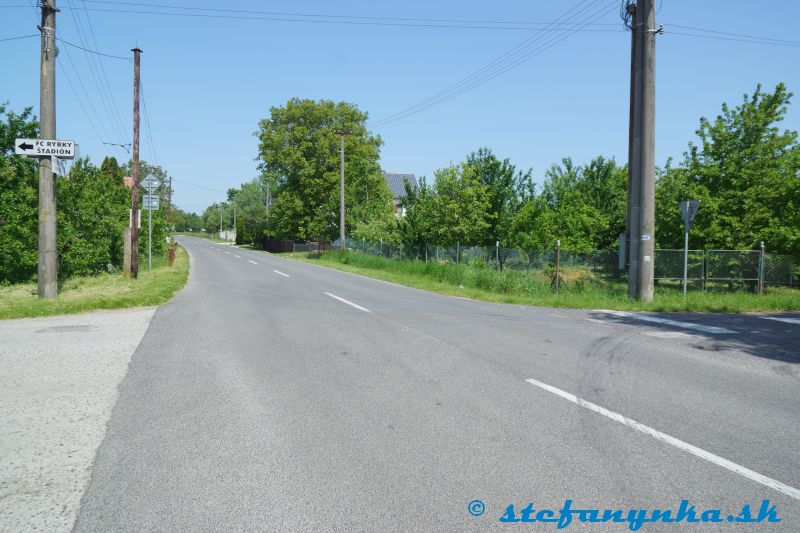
[2,1,799,213]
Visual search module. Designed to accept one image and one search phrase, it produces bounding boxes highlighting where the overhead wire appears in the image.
[63,0,129,145]
[0,33,39,42]
[75,0,131,138]
[370,0,618,128]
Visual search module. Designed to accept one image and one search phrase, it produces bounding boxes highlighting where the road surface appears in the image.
[74,236,800,531]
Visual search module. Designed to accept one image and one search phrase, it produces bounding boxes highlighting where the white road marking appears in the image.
[324,292,371,313]
[224,251,231,255]
[596,310,736,334]
[248,260,258,265]
[272,270,290,278]
[759,316,800,325]
[234,254,241,258]
[525,377,800,501]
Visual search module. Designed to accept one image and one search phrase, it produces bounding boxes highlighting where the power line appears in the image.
[0,33,38,42]
[45,3,621,32]
[171,178,227,194]
[74,0,131,138]
[53,35,130,59]
[140,81,159,166]
[663,23,800,46]
[370,0,618,128]
[63,0,128,144]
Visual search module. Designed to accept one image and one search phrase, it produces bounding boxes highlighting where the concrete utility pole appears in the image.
[335,131,351,247]
[130,47,142,278]
[167,175,172,215]
[626,0,657,302]
[37,0,58,299]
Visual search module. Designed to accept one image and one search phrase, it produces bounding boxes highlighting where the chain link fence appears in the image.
[329,238,795,292]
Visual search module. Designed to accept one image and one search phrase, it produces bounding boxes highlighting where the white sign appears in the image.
[129,209,141,228]
[141,176,160,192]
[15,138,76,158]
[143,194,160,210]
[51,156,67,177]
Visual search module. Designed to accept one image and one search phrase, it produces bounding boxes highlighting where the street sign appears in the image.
[15,138,76,158]
[140,175,160,192]
[143,194,160,210]
[51,156,67,177]
[680,200,700,229]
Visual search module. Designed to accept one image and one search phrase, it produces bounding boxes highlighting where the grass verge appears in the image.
[281,249,799,313]
[0,245,190,319]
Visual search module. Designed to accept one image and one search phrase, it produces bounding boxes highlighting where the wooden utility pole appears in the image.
[626,0,657,302]
[130,47,142,278]
[167,175,172,215]
[38,0,58,299]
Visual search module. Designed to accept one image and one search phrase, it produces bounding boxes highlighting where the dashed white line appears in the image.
[248,260,258,265]
[324,292,371,313]
[234,254,241,258]
[759,316,800,325]
[224,251,231,255]
[525,376,800,501]
[596,310,736,334]
[272,270,290,278]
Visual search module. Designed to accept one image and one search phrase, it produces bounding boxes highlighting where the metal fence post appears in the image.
[759,241,765,295]
[456,241,460,265]
[555,240,561,294]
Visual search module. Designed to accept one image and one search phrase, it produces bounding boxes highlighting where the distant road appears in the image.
[74,236,800,531]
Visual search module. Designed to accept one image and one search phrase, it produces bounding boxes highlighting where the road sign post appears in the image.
[680,200,700,298]
[141,174,161,271]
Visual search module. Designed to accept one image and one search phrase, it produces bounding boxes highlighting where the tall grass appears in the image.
[296,250,799,312]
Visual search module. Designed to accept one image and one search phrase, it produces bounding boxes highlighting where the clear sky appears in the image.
[2,1,799,214]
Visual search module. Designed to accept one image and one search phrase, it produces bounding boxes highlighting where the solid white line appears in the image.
[524,377,800,501]
[272,270,290,278]
[596,310,736,334]
[324,292,371,313]
[248,260,258,265]
[759,316,800,325]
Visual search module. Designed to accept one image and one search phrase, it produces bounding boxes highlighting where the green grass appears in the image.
[280,249,799,313]
[173,231,231,244]
[0,245,190,319]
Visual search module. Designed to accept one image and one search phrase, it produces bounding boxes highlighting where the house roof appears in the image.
[384,172,417,199]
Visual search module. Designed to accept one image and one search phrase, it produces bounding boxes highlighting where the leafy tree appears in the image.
[575,156,627,249]
[421,163,490,246]
[57,158,130,277]
[465,148,533,250]
[656,83,800,255]
[514,158,607,254]
[230,179,267,245]
[0,104,39,283]
[256,98,391,240]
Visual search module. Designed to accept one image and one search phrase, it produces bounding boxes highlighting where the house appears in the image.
[384,172,417,216]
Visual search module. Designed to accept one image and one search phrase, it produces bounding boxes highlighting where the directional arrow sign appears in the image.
[15,138,76,158]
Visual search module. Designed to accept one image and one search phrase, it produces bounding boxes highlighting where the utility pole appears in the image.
[167,175,172,215]
[130,47,142,278]
[233,201,237,242]
[37,0,58,299]
[334,130,351,248]
[626,0,657,302]
[219,203,223,235]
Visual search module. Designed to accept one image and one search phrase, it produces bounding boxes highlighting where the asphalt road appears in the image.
[74,236,800,532]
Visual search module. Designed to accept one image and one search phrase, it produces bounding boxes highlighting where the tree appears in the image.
[422,163,491,246]
[256,98,391,240]
[0,104,39,283]
[514,158,607,254]
[656,83,800,255]
[465,148,533,253]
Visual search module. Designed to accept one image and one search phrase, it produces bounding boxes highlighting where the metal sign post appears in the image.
[680,200,700,298]
[141,174,160,271]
